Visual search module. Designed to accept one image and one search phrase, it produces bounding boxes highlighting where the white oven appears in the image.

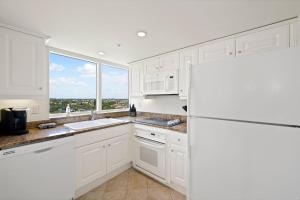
[133,127,166,179]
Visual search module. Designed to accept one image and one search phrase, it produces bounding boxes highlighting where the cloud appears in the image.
[50,63,65,72]
[102,72,128,85]
[102,72,128,98]
[50,77,87,87]
[77,63,96,77]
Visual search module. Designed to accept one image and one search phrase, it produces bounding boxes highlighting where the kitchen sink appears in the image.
[64,118,126,131]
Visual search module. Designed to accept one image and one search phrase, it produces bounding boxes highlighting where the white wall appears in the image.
[0,99,49,122]
[130,96,187,116]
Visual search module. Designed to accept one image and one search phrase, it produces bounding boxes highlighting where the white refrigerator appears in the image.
[189,47,300,200]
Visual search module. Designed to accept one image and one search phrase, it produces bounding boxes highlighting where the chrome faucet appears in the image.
[90,110,96,120]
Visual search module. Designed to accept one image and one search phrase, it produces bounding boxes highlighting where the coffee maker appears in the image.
[0,108,28,135]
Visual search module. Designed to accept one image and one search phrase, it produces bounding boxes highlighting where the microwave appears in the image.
[143,70,178,95]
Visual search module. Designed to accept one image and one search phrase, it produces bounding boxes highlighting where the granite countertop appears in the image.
[0,117,187,150]
[117,116,187,133]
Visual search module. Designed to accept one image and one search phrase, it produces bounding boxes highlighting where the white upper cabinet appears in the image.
[0,26,48,98]
[198,39,235,63]
[179,47,198,99]
[159,51,180,71]
[236,25,290,56]
[106,134,129,173]
[290,22,298,47]
[130,20,296,99]
[144,52,179,74]
[144,57,160,74]
[129,62,144,97]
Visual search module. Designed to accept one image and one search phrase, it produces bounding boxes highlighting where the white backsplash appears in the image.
[0,99,49,122]
[130,95,187,116]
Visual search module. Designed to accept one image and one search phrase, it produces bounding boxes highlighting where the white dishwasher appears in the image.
[0,136,75,200]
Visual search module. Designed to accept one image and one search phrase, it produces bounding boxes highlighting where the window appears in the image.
[101,64,129,110]
[49,53,97,114]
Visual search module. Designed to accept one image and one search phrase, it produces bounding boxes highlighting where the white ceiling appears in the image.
[0,0,300,65]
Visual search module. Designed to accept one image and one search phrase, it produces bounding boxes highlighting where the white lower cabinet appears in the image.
[76,141,107,189]
[76,124,188,194]
[75,125,130,189]
[107,134,129,173]
[170,144,187,188]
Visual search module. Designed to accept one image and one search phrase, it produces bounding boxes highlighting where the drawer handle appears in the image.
[34,147,53,154]
[171,149,174,152]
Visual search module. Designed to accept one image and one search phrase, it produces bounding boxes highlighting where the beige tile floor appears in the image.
[76,168,186,200]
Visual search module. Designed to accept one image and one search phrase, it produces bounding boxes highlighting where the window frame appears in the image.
[100,63,129,112]
[48,48,129,117]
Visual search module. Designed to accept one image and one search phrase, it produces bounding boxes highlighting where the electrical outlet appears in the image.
[31,105,40,114]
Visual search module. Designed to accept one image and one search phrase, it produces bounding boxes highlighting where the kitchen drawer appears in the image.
[75,124,130,147]
[169,134,187,147]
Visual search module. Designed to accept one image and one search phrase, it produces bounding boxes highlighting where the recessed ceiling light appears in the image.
[137,31,147,38]
[98,51,105,55]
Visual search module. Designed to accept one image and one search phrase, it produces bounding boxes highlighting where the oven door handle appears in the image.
[134,137,165,149]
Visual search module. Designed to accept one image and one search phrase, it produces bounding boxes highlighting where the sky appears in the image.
[49,53,128,99]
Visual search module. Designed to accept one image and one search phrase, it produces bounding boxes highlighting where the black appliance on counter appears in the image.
[0,108,28,135]
[129,104,137,117]
[182,105,187,112]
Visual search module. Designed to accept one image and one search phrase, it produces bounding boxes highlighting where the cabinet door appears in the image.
[130,62,144,97]
[290,22,298,47]
[76,141,106,189]
[144,57,160,74]
[198,39,235,63]
[179,47,198,99]
[170,145,187,188]
[0,27,47,97]
[236,25,289,56]
[160,52,180,71]
[107,134,129,173]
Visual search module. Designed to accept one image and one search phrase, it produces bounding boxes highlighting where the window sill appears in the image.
[100,109,129,113]
[49,112,91,119]
[49,109,129,120]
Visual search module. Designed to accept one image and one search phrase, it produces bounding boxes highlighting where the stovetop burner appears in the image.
[135,118,181,127]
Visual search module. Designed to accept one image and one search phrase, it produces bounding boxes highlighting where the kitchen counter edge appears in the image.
[0,118,187,150]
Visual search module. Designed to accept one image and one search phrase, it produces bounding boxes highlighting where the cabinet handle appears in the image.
[39,87,43,90]
[108,144,111,147]
[228,52,233,55]
[171,149,174,152]
[102,145,106,148]
[238,50,242,54]
[177,138,181,142]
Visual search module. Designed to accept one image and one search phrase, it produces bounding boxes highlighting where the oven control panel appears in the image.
[135,128,166,144]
